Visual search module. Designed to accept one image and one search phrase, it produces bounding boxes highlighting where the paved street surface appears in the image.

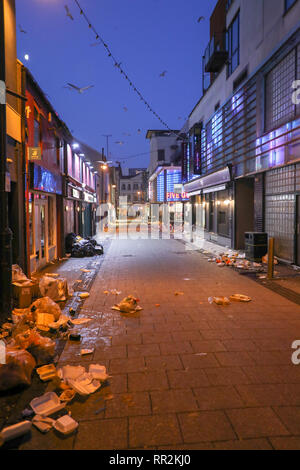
[20,238,300,450]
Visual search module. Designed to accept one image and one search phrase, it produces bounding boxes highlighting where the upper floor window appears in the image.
[128,184,131,191]
[34,108,41,148]
[121,184,126,190]
[56,138,60,167]
[133,183,139,190]
[227,12,240,77]
[285,0,297,12]
[265,48,298,131]
[158,149,165,161]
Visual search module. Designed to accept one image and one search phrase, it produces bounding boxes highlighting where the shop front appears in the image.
[65,184,82,238]
[28,164,62,273]
[82,191,97,238]
[184,166,234,248]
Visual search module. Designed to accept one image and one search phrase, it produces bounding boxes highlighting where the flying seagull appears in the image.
[123,106,128,112]
[18,24,27,34]
[197,16,205,23]
[115,141,125,145]
[66,83,94,94]
[137,129,141,134]
[65,5,74,21]
[159,71,167,78]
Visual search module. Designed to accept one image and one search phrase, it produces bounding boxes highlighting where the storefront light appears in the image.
[224,199,231,206]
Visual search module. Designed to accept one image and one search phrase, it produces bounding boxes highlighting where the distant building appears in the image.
[146,129,186,204]
[119,168,148,204]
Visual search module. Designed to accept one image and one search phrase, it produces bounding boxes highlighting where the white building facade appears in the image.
[183,0,300,263]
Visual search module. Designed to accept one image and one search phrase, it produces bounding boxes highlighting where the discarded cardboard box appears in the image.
[12,281,33,308]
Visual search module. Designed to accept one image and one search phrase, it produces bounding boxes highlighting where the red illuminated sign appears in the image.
[166,192,189,201]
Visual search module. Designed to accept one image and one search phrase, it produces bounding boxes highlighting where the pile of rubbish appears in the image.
[112,295,142,314]
[0,362,110,445]
[206,250,278,272]
[66,233,103,258]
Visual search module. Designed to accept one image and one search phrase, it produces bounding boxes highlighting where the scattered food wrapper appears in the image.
[81,349,94,356]
[70,318,92,325]
[174,292,184,296]
[79,293,90,299]
[32,415,55,434]
[36,364,57,382]
[59,389,76,403]
[89,364,109,381]
[208,296,231,306]
[53,415,78,436]
[229,294,252,303]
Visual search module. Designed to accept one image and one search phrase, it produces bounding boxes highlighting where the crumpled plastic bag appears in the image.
[39,276,69,302]
[0,348,36,391]
[28,335,56,366]
[30,297,61,321]
[112,295,142,314]
[12,265,28,282]
[12,326,56,365]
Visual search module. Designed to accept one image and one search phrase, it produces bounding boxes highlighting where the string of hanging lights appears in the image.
[73,0,186,141]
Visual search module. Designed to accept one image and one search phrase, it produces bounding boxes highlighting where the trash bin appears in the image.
[245,232,268,262]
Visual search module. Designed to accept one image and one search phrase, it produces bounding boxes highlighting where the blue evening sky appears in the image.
[16,0,215,169]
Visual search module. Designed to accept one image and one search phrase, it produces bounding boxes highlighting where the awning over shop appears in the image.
[184,166,232,195]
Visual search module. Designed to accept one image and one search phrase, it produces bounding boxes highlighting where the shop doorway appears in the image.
[34,199,48,270]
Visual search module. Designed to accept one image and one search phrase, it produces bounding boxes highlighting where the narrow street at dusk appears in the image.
[9,238,300,450]
[1,0,300,459]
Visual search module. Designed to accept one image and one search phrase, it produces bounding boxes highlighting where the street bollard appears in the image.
[267,237,275,280]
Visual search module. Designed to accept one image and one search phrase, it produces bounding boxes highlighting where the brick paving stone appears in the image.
[129,415,182,448]
[145,355,183,371]
[128,343,161,358]
[191,340,227,353]
[160,341,194,355]
[158,443,214,450]
[128,371,169,392]
[74,418,128,450]
[151,389,199,414]
[193,386,244,410]
[109,357,145,374]
[222,339,258,352]
[269,437,300,450]
[178,411,236,443]
[112,333,142,346]
[227,408,290,439]
[215,351,256,367]
[104,392,151,418]
[167,369,210,389]
[273,407,300,435]
[172,331,203,342]
[205,367,252,385]
[213,438,273,450]
[180,353,220,369]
